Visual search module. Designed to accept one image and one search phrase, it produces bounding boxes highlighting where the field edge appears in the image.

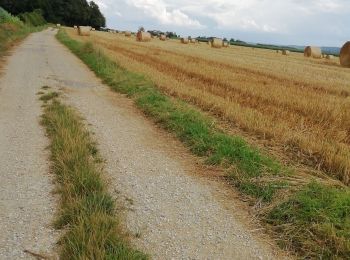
[56,29,350,259]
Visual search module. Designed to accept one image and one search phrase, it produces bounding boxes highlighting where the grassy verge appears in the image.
[40,91,147,259]
[57,29,350,258]
[0,7,47,57]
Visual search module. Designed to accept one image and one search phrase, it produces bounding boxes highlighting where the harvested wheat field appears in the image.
[65,28,350,186]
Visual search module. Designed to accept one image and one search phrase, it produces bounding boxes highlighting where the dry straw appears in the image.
[78,26,91,36]
[160,34,166,41]
[211,38,223,48]
[181,37,189,44]
[282,50,290,55]
[136,31,151,42]
[304,46,322,58]
[223,41,229,47]
[340,41,350,67]
[124,31,131,37]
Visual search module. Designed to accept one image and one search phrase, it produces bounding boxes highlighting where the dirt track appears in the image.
[0,29,288,259]
[0,30,58,259]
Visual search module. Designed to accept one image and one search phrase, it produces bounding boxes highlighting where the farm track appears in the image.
[37,29,288,259]
[0,30,58,259]
[73,32,350,184]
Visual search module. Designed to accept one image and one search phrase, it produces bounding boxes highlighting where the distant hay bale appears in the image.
[73,25,77,29]
[136,31,151,42]
[222,41,229,47]
[211,38,223,48]
[181,37,189,44]
[326,54,334,60]
[282,50,290,55]
[160,34,166,41]
[340,41,350,68]
[91,28,95,31]
[56,24,61,27]
[190,38,197,43]
[78,26,91,36]
[125,31,131,37]
[304,46,322,58]
[276,50,280,53]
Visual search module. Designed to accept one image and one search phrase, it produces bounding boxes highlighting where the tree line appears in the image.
[0,0,105,28]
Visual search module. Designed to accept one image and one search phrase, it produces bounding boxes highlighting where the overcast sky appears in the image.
[95,0,350,47]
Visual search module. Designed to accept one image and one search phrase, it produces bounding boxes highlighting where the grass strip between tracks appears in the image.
[57,30,350,259]
[40,91,147,259]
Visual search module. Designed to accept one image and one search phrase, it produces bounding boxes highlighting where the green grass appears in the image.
[267,182,350,258]
[57,29,350,258]
[39,91,59,102]
[57,29,285,202]
[0,8,47,56]
[18,9,46,27]
[40,94,147,259]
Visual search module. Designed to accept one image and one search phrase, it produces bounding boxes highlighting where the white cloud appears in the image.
[127,0,204,28]
[96,0,350,46]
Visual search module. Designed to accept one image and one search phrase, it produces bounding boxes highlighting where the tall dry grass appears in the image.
[65,28,350,185]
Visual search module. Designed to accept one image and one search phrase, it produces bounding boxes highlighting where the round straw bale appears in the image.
[181,37,189,44]
[136,31,151,42]
[222,41,229,47]
[276,50,280,53]
[211,38,223,48]
[304,46,322,58]
[73,25,77,29]
[190,38,197,43]
[160,34,166,41]
[326,54,334,60]
[78,26,91,36]
[282,50,290,55]
[125,31,131,37]
[91,28,95,31]
[340,41,350,67]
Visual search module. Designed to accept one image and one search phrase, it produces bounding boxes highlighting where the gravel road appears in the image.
[0,30,58,259]
[1,29,288,259]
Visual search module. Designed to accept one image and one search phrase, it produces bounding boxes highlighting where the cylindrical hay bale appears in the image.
[304,46,322,58]
[222,41,229,47]
[276,50,280,53]
[326,54,334,60]
[56,24,61,27]
[91,28,95,31]
[181,37,189,44]
[282,50,290,55]
[78,26,91,36]
[136,31,151,42]
[190,38,197,43]
[74,25,77,29]
[160,34,166,41]
[211,38,223,48]
[125,31,131,37]
[340,41,350,67]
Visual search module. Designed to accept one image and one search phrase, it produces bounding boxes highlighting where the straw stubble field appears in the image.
[65,28,350,186]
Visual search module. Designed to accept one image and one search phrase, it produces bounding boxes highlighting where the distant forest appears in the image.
[0,0,105,28]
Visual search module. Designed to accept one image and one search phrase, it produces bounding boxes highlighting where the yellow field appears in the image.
[66,28,350,185]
